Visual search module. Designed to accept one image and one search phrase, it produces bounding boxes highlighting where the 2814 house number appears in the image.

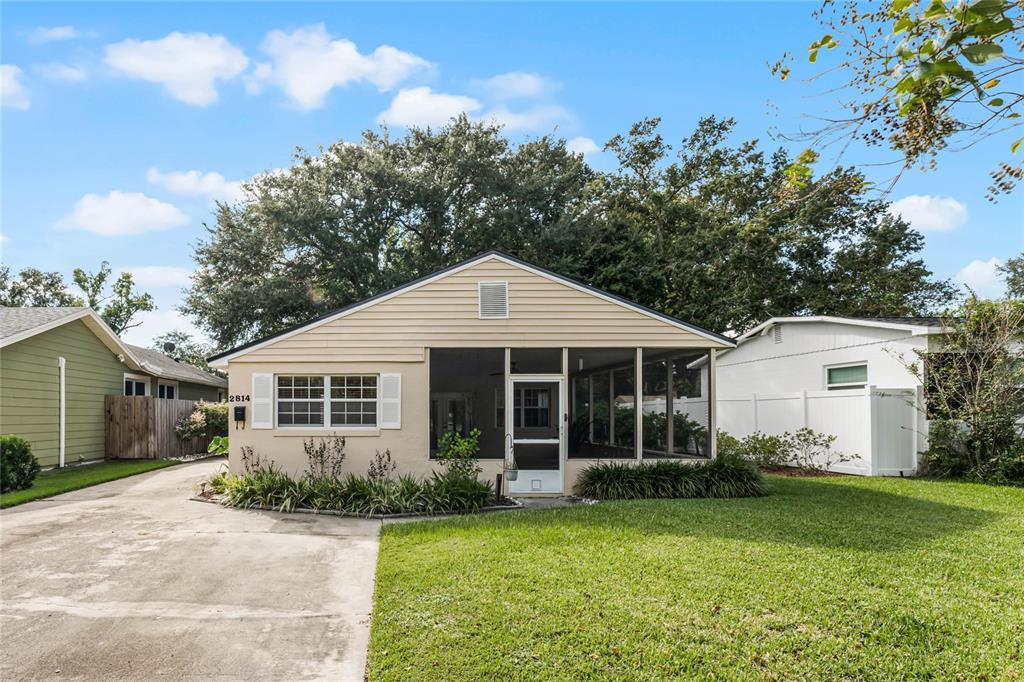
[227,394,250,402]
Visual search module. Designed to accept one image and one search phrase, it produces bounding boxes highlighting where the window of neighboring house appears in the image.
[329,375,378,427]
[826,363,868,390]
[276,375,325,427]
[276,375,379,428]
[496,387,551,428]
[124,373,148,396]
[157,382,177,399]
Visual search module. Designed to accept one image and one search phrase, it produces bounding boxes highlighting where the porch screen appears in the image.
[428,348,505,459]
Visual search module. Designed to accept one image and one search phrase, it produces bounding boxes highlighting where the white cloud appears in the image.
[888,195,968,232]
[147,167,245,203]
[26,26,80,44]
[251,25,431,109]
[120,309,205,347]
[567,136,600,157]
[1,65,30,109]
[0,232,9,247]
[35,62,87,82]
[58,191,188,236]
[473,72,556,99]
[104,32,248,106]
[956,257,1006,298]
[377,87,481,128]
[116,265,193,288]
[482,104,573,132]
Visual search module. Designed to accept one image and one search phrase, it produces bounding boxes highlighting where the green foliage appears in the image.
[207,436,229,456]
[0,435,40,493]
[574,456,768,500]
[175,401,229,440]
[784,0,1023,199]
[909,297,1024,484]
[151,330,220,374]
[717,429,858,472]
[436,428,482,476]
[0,266,84,307]
[183,116,954,346]
[72,261,155,334]
[999,252,1024,298]
[214,465,494,516]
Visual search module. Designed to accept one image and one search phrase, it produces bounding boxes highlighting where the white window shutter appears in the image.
[379,373,401,429]
[251,373,274,429]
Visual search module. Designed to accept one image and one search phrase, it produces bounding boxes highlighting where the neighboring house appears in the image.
[0,307,226,468]
[123,344,227,402]
[713,316,945,476]
[208,251,735,495]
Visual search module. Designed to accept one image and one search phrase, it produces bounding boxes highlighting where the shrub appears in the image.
[1,435,41,493]
[906,297,1024,485]
[208,444,494,515]
[718,428,858,472]
[207,436,229,456]
[175,401,229,440]
[575,455,768,500]
[436,428,482,476]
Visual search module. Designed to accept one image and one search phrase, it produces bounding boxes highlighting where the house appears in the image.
[713,316,944,476]
[0,307,227,468]
[207,251,735,495]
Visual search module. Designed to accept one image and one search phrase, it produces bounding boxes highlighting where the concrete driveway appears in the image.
[0,459,381,681]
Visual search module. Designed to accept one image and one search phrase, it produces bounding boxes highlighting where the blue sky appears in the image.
[2,2,1021,346]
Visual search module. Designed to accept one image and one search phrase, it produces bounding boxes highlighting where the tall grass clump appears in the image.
[575,455,768,500]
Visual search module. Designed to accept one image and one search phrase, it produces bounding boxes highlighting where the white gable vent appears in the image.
[478,281,508,319]
[773,325,782,344]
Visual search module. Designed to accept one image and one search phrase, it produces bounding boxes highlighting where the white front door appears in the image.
[506,376,563,494]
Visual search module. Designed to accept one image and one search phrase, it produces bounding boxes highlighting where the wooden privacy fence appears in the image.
[105,395,210,458]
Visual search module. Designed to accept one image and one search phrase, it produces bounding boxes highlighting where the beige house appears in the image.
[208,252,735,495]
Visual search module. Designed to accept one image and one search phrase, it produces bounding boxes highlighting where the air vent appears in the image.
[478,281,508,319]
[773,325,782,344]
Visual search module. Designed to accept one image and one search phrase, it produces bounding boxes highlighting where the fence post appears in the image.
[752,392,758,432]
[867,385,878,476]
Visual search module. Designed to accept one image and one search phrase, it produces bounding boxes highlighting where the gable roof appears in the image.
[0,307,145,370]
[127,344,227,388]
[208,251,735,366]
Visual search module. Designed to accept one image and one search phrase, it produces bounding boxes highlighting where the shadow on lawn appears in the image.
[518,478,1001,553]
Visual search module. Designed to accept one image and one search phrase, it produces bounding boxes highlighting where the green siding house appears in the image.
[1,307,227,468]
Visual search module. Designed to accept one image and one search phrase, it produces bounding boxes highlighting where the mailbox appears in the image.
[233,405,246,424]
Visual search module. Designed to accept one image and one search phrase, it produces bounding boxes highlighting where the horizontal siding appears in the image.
[0,319,126,466]
[238,259,723,362]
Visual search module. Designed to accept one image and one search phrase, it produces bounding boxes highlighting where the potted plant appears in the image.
[504,459,519,481]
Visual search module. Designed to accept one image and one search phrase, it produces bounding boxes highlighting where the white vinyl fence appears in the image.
[718,386,924,476]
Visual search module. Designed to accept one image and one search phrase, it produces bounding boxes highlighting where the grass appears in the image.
[369,475,1024,680]
[0,459,179,508]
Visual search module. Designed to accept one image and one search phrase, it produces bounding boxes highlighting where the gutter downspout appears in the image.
[58,356,66,468]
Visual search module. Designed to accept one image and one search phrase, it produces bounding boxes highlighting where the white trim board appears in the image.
[210,253,733,367]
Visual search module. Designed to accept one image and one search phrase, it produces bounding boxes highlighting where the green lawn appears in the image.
[0,459,179,508]
[369,475,1024,680]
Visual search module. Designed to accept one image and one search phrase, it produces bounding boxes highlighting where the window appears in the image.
[275,375,379,428]
[497,387,550,429]
[276,375,325,426]
[826,364,868,390]
[330,375,378,426]
[158,382,177,399]
[124,373,148,396]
